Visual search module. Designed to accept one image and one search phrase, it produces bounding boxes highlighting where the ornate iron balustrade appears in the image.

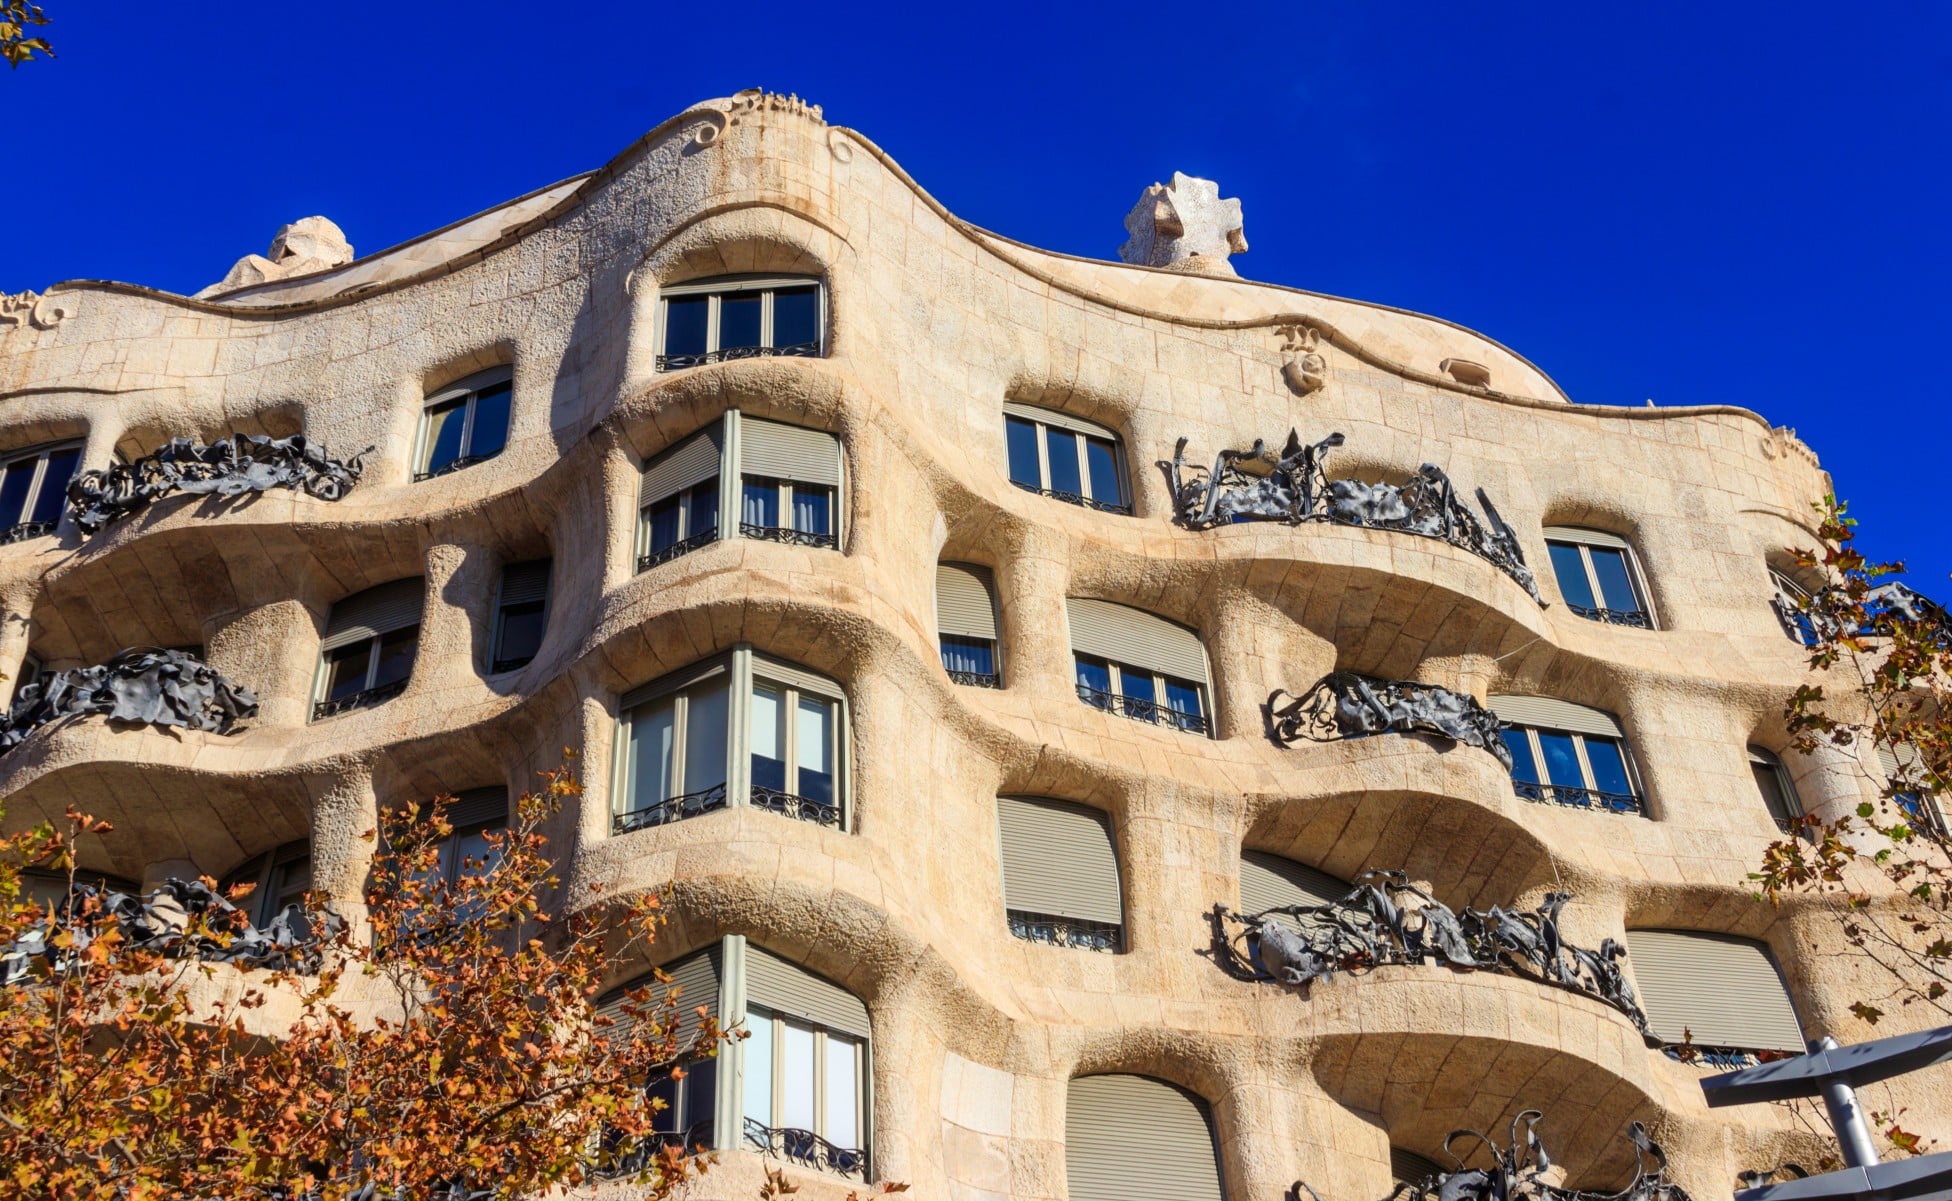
[1214,870,1653,1038]
[1076,683,1210,735]
[67,433,367,535]
[311,678,409,721]
[739,521,839,550]
[947,668,1001,689]
[613,784,730,834]
[1,878,341,985]
[0,518,55,545]
[413,452,496,483]
[1008,909,1121,953]
[1567,602,1653,629]
[637,527,719,572]
[1294,1111,1692,1201]
[1,647,258,755]
[657,340,822,371]
[750,785,843,828]
[1511,778,1643,816]
[1159,430,1542,602]
[743,1117,868,1181]
[1010,479,1133,515]
[1267,672,1511,769]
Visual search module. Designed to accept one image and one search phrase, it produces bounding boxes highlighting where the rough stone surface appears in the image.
[1118,171,1247,276]
[194,216,355,299]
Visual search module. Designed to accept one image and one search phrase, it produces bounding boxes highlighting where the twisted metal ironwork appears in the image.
[1007,909,1122,953]
[637,527,718,572]
[1159,430,1542,602]
[744,1116,868,1181]
[1077,682,1210,735]
[657,340,822,371]
[67,433,368,535]
[750,785,842,828]
[1,647,258,754]
[1293,1111,1692,1201]
[613,783,730,834]
[1215,870,1653,1038]
[311,677,409,721]
[1267,672,1511,769]
[739,522,839,550]
[1010,480,1133,516]
[0,518,55,545]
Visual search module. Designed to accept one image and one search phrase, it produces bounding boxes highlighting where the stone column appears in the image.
[203,598,324,728]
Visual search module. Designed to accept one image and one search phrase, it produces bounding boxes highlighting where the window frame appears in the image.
[220,840,311,928]
[0,439,83,544]
[743,1005,868,1165]
[1768,567,1820,647]
[1543,527,1657,629]
[1001,406,1132,516]
[312,625,420,719]
[935,562,1002,689]
[655,275,827,370]
[412,366,513,482]
[1748,746,1805,835]
[638,479,721,570]
[738,475,838,548]
[488,560,551,675]
[1072,653,1210,737]
[636,412,844,571]
[1500,722,1646,815]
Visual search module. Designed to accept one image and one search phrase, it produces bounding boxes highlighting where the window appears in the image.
[1879,743,1946,835]
[1391,1148,1443,1190]
[428,787,508,887]
[996,797,1123,953]
[12,650,42,701]
[638,425,723,570]
[1002,403,1129,515]
[1489,695,1644,815]
[1066,598,1210,736]
[1238,850,1347,914]
[1543,527,1654,628]
[614,650,847,835]
[1065,1075,1225,1201]
[1769,569,1820,647]
[490,560,550,674]
[0,441,81,544]
[603,947,723,1158]
[415,366,512,481]
[657,276,825,370]
[220,840,311,929]
[936,562,1001,687]
[1748,747,1804,835]
[636,413,842,571]
[314,578,424,720]
[1626,929,1803,1068]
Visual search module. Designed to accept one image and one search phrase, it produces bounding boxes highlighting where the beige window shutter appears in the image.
[1002,401,1119,441]
[425,364,514,407]
[445,786,507,829]
[751,652,845,702]
[640,424,725,507]
[1065,598,1209,686]
[1239,850,1347,912]
[743,943,870,1040]
[498,559,551,608]
[1065,1074,1225,1201]
[321,578,427,652]
[739,416,840,487]
[597,944,721,1047]
[996,796,1122,926]
[936,562,999,641]
[1625,929,1804,1052]
[1541,525,1632,551]
[1391,1147,1443,1187]
[1486,694,1625,739]
[619,656,731,713]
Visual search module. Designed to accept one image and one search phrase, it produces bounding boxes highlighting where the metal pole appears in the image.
[1814,1036,1883,1171]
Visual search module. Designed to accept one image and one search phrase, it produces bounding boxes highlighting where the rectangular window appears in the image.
[618,675,732,833]
[748,672,843,827]
[742,1005,867,1174]
[639,424,726,571]
[415,368,513,481]
[491,560,550,674]
[0,442,81,543]
[313,578,424,721]
[656,278,826,369]
[1543,528,1654,629]
[740,477,837,547]
[1000,405,1130,515]
[939,635,997,684]
[1501,723,1645,815]
[1072,656,1210,736]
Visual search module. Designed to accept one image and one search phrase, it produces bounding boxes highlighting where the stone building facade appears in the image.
[0,92,1932,1199]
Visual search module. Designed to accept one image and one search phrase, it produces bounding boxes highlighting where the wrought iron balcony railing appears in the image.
[637,527,719,572]
[946,668,1001,689]
[311,678,409,721]
[3,647,259,754]
[1008,909,1121,953]
[413,453,497,483]
[67,432,367,535]
[1075,683,1209,735]
[0,519,55,545]
[1511,779,1643,815]
[1009,479,1132,515]
[656,341,822,371]
[613,783,730,834]
[743,1117,867,1181]
[1567,602,1653,629]
[1662,1044,1772,1071]
[739,522,838,550]
[750,785,842,828]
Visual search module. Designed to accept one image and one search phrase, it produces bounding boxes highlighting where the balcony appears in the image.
[656,341,822,371]
[1008,909,1121,953]
[311,678,408,721]
[0,519,56,545]
[1076,683,1209,736]
[738,522,837,550]
[749,785,842,828]
[1511,779,1643,816]
[637,527,718,572]
[946,668,1001,689]
[742,1117,867,1182]
[612,783,730,834]
[1010,478,1132,516]
[1566,602,1653,629]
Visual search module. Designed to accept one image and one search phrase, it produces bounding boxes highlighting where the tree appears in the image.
[1,1,51,67]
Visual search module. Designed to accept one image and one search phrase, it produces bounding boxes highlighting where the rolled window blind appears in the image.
[446,786,507,829]
[996,797,1122,925]
[619,657,730,713]
[640,424,725,507]
[1542,525,1632,551]
[739,417,840,487]
[1066,598,1208,686]
[498,560,550,608]
[1487,695,1625,739]
[744,944,870,1040]
[1239,850,1347,913]
[1625,929,1804,1052]
[597,944,721,1046]
[1002,401,1119,441]
[936,563,998,641]
[751,653,844,702]
[1391,1147,1442,1187]
[426,364,513,406]
[321,579,426,652]
[1065,1075,1224,1201]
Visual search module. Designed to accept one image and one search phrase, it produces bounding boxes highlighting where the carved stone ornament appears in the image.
[1158,430,1544,602]
[1278,324,1327,395]
[0,877,339,986]
[1293,1111,1693,1201]
[1118,171,1247,276]
[1267,672,1512,770]
[194,215,355,299]
[0,289,70,331]
[68,432,368,535]
[1214,870,1654,1038]
[693,88,825,149]
[0,647,259,754]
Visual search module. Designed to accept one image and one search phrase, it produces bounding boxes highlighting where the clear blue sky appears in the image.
[9,2,1949,585]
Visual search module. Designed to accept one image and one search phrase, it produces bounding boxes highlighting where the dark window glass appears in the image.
[1548,543,1596,610]
[1752,762,1796,829]
[720,294,763,351]
[323,643,372,701]
[742,480,779,528]
[1589,547,1641,614]
[496,602,546,668]
[665,296,710,358]
[1075,656,1112,706]
[1005,417,1041,488]
[466,383,512,461]
[1584,737,1634,797]
[690,483,719,538]
[1044,428,1082,497]
[1164,677,1202,722]
[647,495,682,553]
[32,449,79,525]
[792,487,832,535]
[0,459,37,528]
[423,398,468,475]
[372,627,419,689]
[1537,731,1586,790]
[1118,665,1157,708]
[1503,729,1540,784]
[773,287,819,349]
[940,636,994,676]
[1084,437,1121,506]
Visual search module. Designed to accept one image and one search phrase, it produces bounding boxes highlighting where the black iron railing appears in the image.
[595,1120,717,1176]
[1567,603,1653,629]
[0,519,55,545]
[1512,779,1643,816]
[1010,479,1131,516]
[1663,1044,1769,1071]
[637,527,719,572]
[657,341,823,371]
[947,669,1001,689]
[750,785,842,828]
[739,522,838,550]
[613,784,730,834]
[311,678,409,721]
[1075,683,1209,736]
[743,1117,867,1181]
[413,453,497,483]
[1008,909,1121,953]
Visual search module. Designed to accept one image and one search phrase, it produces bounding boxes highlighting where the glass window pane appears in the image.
[682,1058,717,1143]
[1164,677,1203,726]
[1044,428,1082,497]
[743,479,779,529]
[664,296,709,359]
[0,458,38,528]
[720,294,762,351]
[940,636,994,677]
[823,1034,859,1147]
[495,601,546,667]
[772,287,819,350]
[1584,737,1634,798]
[1004,417,1041,488]
[464,383,511,461]
[683,680,729,795]
[628,698,677,807]
[372,627,419,689]
[32,448,79,524]
[780,1021,816,1132]
[751,684,787,793]
[269,856,310,916]
[1548,543,1597,610]
[323,643,374,701]
[688,482,719,539]
[1588,547,1642,615]
[1075,656,1112,706]
[1752,762,1796,828]
[1503,729,1540,784]
[796,696,834,805]
[451,826,499,881]
[1117,665,1157,707]
[1537,731,1586,790]
[792,486,832,536]
[1084,437,1121,507]
[743,1010,774,1126]
[647,1074,683,1135]
[422,399,468,475]
[646,495,681,553]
